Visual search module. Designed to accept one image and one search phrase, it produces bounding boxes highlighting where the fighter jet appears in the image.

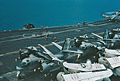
[57,59,113,81]
[52,38,84,62]
[17,46,52,61]
[39,43,100,73]
[52,38,101,63]
[39,45,113,81]
[16,38,79,79]
[102,10,120,21]
[16,54,42,79]
[72,33,120,58]
[16,46,61,79]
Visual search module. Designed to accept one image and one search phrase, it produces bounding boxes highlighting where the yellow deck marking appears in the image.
[1,32,104,57]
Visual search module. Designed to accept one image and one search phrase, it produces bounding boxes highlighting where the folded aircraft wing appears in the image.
[62,69,113,81]
[52,42,62,50]
[52,42,83,54]
[62,50,83,54]
[105,49,120,55]
[106,56,120,69]
[38,44,62,62]
[38,44,54,57]
[63,62,106,72]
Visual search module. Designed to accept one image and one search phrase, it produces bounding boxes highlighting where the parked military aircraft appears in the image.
[17,41,119,80]
[16,46,61,79]
[72,32,120,58]
[72,30,120,58]
[16,54,42,79]
[102,10,120,21]
[52,38,101,63]
[57,59,113,81]
[39,44,114,81]
[92,29,120,49]
[16,37,78,79]
[57,69,112,81]
[52,38,83,63]
[17,46,52,61]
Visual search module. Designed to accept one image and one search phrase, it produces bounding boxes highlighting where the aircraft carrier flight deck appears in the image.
[0,20,120,81]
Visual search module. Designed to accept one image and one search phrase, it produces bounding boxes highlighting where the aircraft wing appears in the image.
[105,49,120,55]
[52,41,83,54]
[38,44,55,58]
[91,33,103,39]
[37,52,52,61]
[52,42,62,50]
[62,50,83,54]
[63,62,106,72]
[38,44,62,62]
[62,69,113,81]
[106,56,120,69]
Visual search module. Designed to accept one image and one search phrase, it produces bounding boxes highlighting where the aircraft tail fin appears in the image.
[62,38,71,50]
[52,39,83,54]
[52,38,71,51]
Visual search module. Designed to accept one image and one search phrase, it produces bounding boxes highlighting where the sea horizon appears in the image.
[0,0,119,31]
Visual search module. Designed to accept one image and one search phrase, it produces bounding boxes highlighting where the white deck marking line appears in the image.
[0,27,89,44]
[88,22,112,27]
[0,26,76,40]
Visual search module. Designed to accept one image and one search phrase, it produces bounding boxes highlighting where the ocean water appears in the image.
[0,0,119,31]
